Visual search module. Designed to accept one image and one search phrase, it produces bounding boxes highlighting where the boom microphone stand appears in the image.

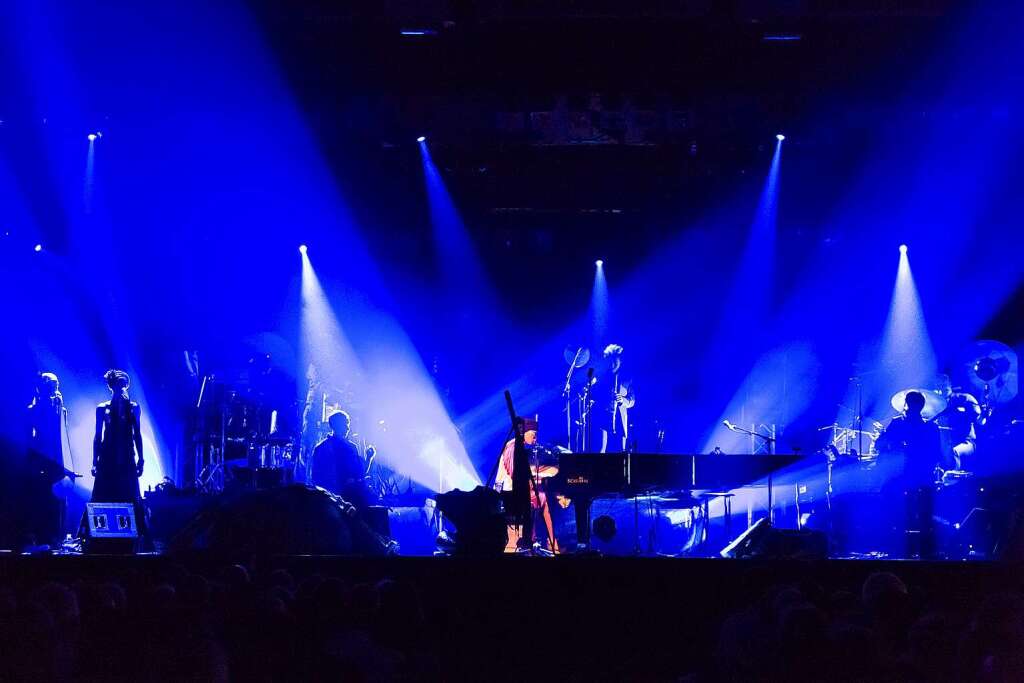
[563,348,583,450]
[582,367,595,452]
[723,420,779,523]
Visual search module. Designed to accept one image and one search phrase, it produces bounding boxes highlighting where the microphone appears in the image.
[723,420,736,432]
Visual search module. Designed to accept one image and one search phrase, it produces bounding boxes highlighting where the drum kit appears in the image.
[193,374,302,493]
[822,340,1020,471]
[189,352,377,493]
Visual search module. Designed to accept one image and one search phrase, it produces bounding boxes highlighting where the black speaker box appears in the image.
[721,518,828,559]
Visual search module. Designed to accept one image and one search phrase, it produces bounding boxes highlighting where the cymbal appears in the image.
[890,388,948,420]
[563,345,591,368]
[963,339,1018,404]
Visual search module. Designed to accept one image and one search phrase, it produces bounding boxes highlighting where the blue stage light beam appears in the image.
[300,249,479,492]
[702,342,820,455]
[872,243,938,414]
[84,135,96,214]
[590,259,609,342]
[417,136,506,390]
[418,140,493,300]
[710,136,782,341]
[701,136,785,451]
[299,247,363,398]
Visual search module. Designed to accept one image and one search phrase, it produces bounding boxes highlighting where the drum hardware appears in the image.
[819,424,881,459]
[192,372,304,493]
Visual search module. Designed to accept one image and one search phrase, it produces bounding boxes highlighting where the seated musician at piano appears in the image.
[494,418,559,553]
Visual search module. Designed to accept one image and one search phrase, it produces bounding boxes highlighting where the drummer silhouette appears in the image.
[877,391,943,558]
[877,391,943,478]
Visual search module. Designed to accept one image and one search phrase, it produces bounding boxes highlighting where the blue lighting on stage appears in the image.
[84,132,96,214]
[591,258,610,342]
[871,242,937,412]
[0,0,1021,559]
[301,239,479,492]
[701,131,785,454]
[418,134,500,347]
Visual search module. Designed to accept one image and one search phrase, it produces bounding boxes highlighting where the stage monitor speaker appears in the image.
[721,518,827,560]
[84,502,139,554]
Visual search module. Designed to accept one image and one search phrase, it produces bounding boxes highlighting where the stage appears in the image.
[3,0,1024,678]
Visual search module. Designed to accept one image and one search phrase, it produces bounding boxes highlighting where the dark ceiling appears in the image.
[238,0,971,216]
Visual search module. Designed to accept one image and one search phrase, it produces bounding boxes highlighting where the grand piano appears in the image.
[552,452,804,546]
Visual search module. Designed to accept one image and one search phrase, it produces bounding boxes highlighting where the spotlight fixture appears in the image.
[299,244,308,255]
[34,244,42,252]
[776,134,785,141]
[595,259,604,267]
[416,136,426,143]
[87,133,97,141]
[899,244,908,254]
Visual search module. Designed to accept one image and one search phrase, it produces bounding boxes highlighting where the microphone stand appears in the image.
[724,422,779,523]
[853,376,864,458]
[563,349,582,451]
[582,371,595,452]
[724,422,776,449]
